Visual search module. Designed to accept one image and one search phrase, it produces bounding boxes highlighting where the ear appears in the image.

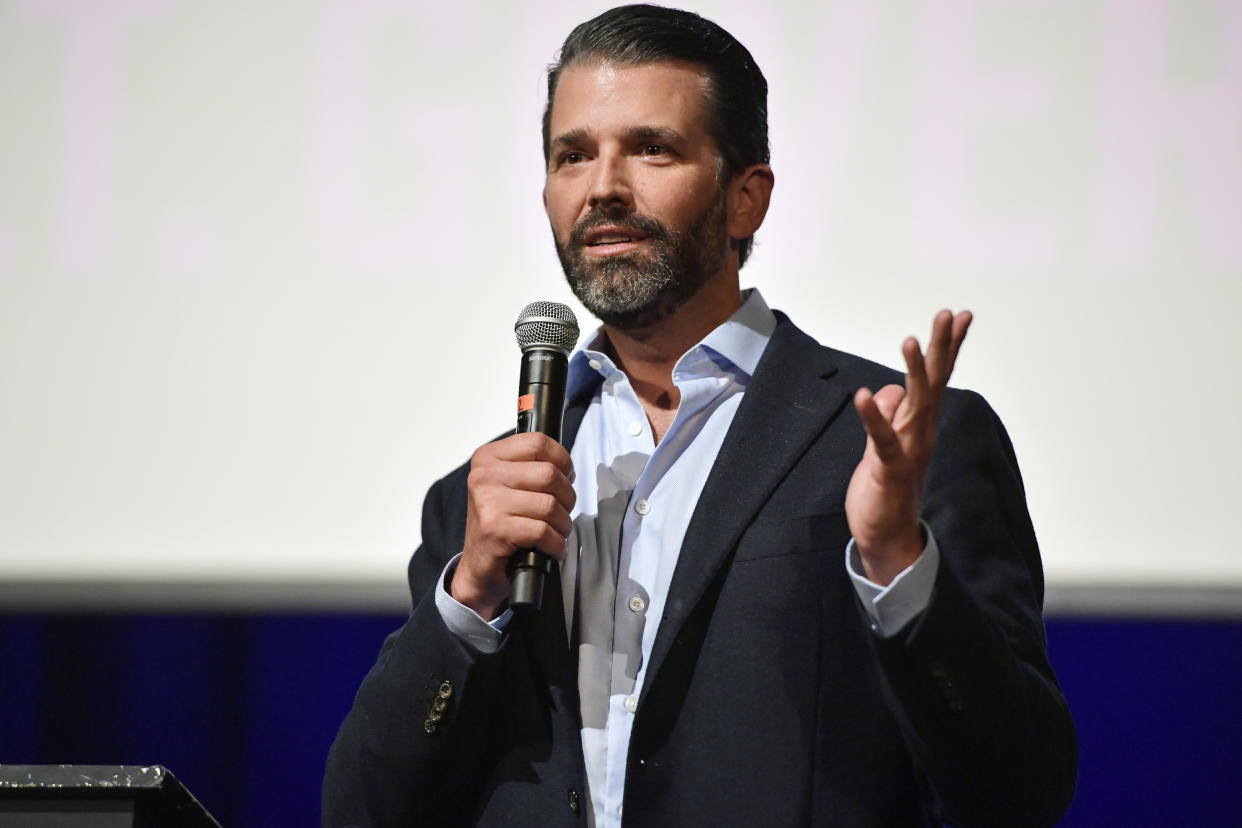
[542,187,548,213]
[726,163,775,242]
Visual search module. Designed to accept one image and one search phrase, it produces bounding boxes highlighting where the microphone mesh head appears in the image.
[515,301,580,353]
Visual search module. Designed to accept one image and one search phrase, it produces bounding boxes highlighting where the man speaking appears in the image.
[323,5,1078,826]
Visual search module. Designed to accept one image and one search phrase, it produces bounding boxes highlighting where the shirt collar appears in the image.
[697,287,776,377]
[567,288,777,401]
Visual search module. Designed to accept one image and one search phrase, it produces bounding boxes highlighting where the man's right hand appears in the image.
[451,432,576,621]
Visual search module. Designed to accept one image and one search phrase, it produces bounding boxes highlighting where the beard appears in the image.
[553,187,729,330]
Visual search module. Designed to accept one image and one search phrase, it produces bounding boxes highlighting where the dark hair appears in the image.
[543,4,769,267]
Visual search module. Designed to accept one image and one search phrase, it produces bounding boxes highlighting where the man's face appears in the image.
[544,60,731,330]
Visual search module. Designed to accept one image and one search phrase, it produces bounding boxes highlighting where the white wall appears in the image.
[1,0,1239,601]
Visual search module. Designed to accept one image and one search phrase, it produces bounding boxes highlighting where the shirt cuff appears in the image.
[434,554,512,654]
[845,521,940,638]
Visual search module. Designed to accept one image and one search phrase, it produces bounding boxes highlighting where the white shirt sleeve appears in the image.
[433,553,513,654]
[845,521,940,638]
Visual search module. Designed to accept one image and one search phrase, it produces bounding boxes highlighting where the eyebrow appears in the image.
[625,125,686,145]
[548,125,688,152]
[549,127,590,153]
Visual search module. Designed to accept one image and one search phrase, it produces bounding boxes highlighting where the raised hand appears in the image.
[845,310,972,586]
[451,432,576,620]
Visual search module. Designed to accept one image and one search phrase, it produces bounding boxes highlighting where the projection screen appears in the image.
[1,0,1239,612]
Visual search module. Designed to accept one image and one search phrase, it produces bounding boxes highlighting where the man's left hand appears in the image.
[845,309,972,586]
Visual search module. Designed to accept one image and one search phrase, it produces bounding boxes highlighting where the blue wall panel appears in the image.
[2,614,1240,826]
[1048,618,1242,827]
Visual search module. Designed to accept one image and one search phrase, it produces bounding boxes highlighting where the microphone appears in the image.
[509,301,579,612]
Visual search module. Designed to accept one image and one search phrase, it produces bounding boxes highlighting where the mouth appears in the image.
[582,225,650,256]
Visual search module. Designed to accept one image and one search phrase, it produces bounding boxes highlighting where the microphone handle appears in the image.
[509,347,568,612]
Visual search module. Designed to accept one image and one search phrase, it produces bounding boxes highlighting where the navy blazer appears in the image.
[323,313,1077,827]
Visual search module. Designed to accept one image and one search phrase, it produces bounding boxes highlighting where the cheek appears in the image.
[544,183,579,234]
[644,179,717,227]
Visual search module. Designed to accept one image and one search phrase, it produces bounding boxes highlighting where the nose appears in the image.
[587,152,632,209]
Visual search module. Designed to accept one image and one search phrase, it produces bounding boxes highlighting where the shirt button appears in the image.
[628,421,642,436]
[634,499,650,515]
[588,358,602,372]
[628,594,646,613]
[624,696,638,713]
[618,805,624,817]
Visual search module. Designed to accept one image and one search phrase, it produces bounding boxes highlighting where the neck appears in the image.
[600,276,742,439]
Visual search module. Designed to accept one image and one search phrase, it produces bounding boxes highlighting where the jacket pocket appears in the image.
[732,512,850,562]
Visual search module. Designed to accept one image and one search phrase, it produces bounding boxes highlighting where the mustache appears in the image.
[568,208,669,248]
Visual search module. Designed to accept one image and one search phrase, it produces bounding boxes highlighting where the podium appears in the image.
[0,765,219,827]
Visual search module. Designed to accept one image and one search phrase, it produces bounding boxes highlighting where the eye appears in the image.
[560,151,586,165]
[642,144,667,156]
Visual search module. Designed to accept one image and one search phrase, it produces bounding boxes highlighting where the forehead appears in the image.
[548,60,711,140]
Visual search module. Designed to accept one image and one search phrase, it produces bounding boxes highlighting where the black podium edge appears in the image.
[0,765,220,828]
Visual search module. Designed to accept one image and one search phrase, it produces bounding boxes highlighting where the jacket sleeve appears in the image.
[322,462,507,827]
[866,389,1078,827]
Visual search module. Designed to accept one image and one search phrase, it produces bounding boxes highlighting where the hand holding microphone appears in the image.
[451,302,579,619]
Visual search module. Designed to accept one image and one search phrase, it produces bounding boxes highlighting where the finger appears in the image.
[467,466,575,539]
[925,308,974,390]
[901,335,929,422]
[499,514,570,561]
[472,438,575,492]
[506,489,574,541]
[871,384,906,422]
[854,386,906,464]
[945,310,972,373]
[922,308,955,389]
[524,518,571,561]
[500,460,577,512]
[481,431,574,475]
[467,484,572,556]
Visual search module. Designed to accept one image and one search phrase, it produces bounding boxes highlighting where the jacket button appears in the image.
[423,679,454,735]
[567,788,580,814]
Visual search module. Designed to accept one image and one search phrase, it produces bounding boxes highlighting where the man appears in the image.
[323,6,1077,826]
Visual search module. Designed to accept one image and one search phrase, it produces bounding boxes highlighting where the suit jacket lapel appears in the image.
[640,314,853,697]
